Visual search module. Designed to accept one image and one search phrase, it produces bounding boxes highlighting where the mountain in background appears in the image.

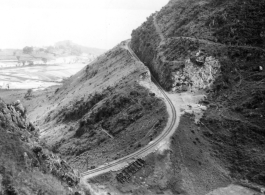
[55,40,106,56]
[0,40,106,68]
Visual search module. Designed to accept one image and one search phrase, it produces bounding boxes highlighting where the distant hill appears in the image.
[55,40,106,56]
[0,40,106,67]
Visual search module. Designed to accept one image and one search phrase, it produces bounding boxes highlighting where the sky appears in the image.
[0,0,168,50]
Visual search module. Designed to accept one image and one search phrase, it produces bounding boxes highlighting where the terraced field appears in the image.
[0,63,86,89]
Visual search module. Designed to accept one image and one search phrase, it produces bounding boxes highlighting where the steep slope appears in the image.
[25,42,168,172]
[0,99,80,195]
[128,0,265,194]
[131,0,265,91]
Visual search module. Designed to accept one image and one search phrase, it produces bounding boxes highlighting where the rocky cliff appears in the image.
[131,0,265,189]
[0,99,81,195]
[131,0,265,92]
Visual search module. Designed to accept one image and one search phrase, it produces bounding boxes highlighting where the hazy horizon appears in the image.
[0,0,168,50]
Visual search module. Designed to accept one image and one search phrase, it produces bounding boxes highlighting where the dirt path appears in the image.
[153,14,165,44]
[153,14,265,52]
[206,184,260,195]
[99,127,114,139]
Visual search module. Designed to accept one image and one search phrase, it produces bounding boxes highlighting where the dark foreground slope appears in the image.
[129,0,265,193]
[0,99,82,195]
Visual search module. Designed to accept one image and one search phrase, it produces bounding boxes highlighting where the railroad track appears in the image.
[81,41,177,178]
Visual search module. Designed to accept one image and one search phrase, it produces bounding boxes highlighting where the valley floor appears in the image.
[0,63,86,90]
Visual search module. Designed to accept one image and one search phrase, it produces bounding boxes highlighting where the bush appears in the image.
[24,89,33,99]
[22,46,33,54]
[60,92,105,122]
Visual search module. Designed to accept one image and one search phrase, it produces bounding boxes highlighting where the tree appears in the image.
[23,46,33,54]
[42,58,47,63]
[45,46,54,53]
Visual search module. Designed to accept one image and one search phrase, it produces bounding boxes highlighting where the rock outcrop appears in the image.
[172,55,221,92]
[0,98,80,194]
[131,0,265,92]
[131,0,265,190]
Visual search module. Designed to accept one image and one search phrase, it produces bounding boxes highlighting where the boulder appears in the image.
[32,146,42,154]
[13,100,25,116]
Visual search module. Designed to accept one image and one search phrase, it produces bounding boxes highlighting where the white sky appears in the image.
[0,0,168,50]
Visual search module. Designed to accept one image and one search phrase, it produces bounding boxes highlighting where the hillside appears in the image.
[2,41,168,174]
[1,0,265,194]
[131,0,265,90]
[122,0,265,194]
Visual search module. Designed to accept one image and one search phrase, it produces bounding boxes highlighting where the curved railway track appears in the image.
[81,41,177,178]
